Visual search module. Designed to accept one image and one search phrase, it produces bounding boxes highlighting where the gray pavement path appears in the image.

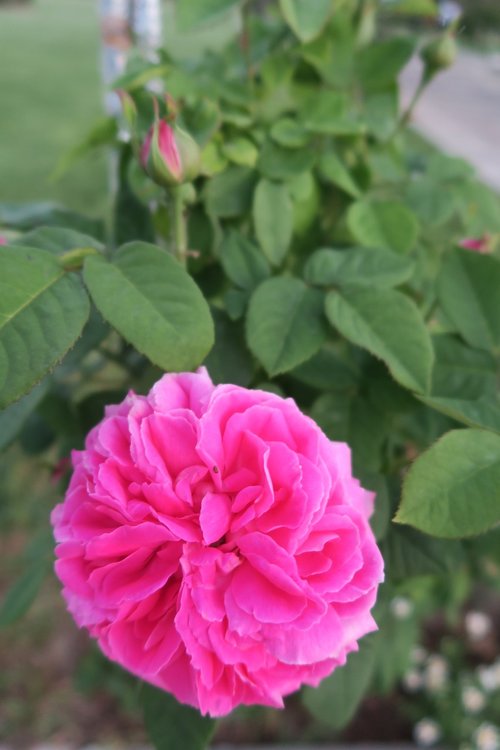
[400,49,500,191]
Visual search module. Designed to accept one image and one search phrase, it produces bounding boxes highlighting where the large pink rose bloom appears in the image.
[52,369,384,717]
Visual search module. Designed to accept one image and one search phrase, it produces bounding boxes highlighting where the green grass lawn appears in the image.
[0,0,237,216]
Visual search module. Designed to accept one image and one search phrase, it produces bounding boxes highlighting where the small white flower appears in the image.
[414,718,441,747]
[477,665,498,693]
[411,645,428,664]
[390,596,414,619]
[462,685,486,714]
[425,655,449,692]
[403,669,424,692]
[474,722,500,750]
[465,611,493,642]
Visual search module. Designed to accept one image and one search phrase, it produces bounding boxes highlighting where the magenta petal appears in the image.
[51,367,384,718]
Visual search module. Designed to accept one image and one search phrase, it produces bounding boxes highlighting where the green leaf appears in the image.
[224,288,249,321]
[0,246,90,408]
[253,179,293,266]
[318,152,361,198]
[304,247,414,289]
[396,428,500,538]
[289,171,320,236]
[142,684,216,750]
[279,0,333,42]
[270,118,310,148]
[357,37,415,91]
[290,345,360,392]
[204,309,254,386]
[83,242,214,372]
[454,180,500,235]
[0,381,49,451]
[381,0,438,15]
[406,178,457,226]
[0,202,104,238]
[0,560,51,627]
[114,149,155,245]
[183,99,221,147]
[430,334,496,399]
[325,287,434,394]
[0,532,53,627]
[299,91,364,136]
[419,394,500,436]
[220,231,270,290]
[303,632,381,729]
[222,137,258,167]
[112,59,169,92]
[51,116,117,180]
[204,166,257,218]
[382,526,464,580]
[312,393,392,472]
[422,334,500,432]
[257,139,316,180]
[359,472,391,541]
[363,88,399,141]
[176,0,240,30]
[437,248,500,352]
[347,200,419,254]
[246,278,327,376]
[11,226,104,255]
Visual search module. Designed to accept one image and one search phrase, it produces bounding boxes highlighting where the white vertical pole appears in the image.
[99,0,133,117]
[130,0,163,61]
[99,0,163,201]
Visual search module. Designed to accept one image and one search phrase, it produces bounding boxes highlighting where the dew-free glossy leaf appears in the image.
[279,0,333,42]
[83,242,214,372]
[247,278,327,376]
[11,227,104,255]
[220,231,270,290]
[175,0,240,30]
[325,287,433,393]
[305,247,414,288]
[303,632,381,729]
[318,152,361,197]
[0,246,90,408]
[397,429,500,538]
[253,179,293,266]
[0,381,49,451]
[437,248,500,351]
[357,37,415,91]
[347,200,419,254]
[142,684,216,750]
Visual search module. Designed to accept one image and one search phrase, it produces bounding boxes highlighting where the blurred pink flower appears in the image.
[459,235,491,253]
[52,369,383,717]
[0,235,7,245]
[141,119,182,183]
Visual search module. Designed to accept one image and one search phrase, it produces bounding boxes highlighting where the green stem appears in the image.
[58,246,100,271]
[172,187,188,266]
[392,77,428,140]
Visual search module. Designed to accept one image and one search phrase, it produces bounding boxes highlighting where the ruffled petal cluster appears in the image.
[52,369,384,717]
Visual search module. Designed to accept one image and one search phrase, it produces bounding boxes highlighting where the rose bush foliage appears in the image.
[1,0,500,747]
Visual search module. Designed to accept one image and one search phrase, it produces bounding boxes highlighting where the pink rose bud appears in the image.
[459,235,491,254]
[51,368,384,717]
[140,119,200,188]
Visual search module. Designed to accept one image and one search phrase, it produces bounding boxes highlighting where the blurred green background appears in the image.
[0,0,237,214]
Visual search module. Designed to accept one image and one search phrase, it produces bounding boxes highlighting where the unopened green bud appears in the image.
[421,34,457,80]
[140,119,200,189]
